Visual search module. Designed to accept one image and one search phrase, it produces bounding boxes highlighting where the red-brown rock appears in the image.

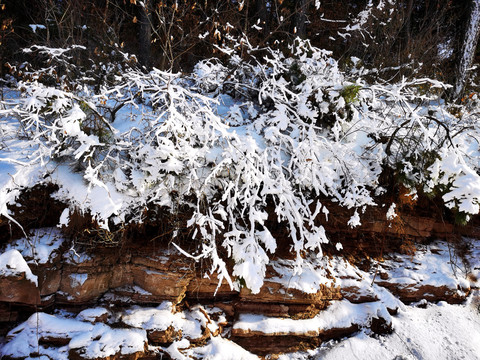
[0,273,40,305]
[58,270,112,304]
[375,282,468,304]
[130,265,193,304]
[147,326,182,345]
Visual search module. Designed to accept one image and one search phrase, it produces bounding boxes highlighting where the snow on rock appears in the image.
[164,339,191,360]
[279,296,480,360]
[121,302,219,343]
[1,312,147,360]
[0,303,231,360]
[239,255,342,305]
[1,312,93,358]
[76,307,111,323]
[232,300,392,337]
[375,241,472,303]
[269,257,335,294]
[70,273,89,287]
[69,327,147,359]
[0,239,479,359]
[184,336,259,360]
[249,254,403,312]
[121,302,196,333]
[4,227,65,264]
[0,249,40,305]
[58,269,111,304]
[0,249,37,285]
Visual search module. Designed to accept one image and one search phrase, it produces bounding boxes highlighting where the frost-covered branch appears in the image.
[1,40,479,293]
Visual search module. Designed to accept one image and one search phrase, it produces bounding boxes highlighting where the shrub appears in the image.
[1,39,479,293]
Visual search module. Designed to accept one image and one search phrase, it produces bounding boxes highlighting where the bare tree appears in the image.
[138,0,152,68]
[254,0,269,35]
[452,0,480,100]
[294,0,308,38]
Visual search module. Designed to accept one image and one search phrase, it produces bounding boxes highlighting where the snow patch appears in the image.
[185,337,259,359]
[69,273,88,287]
[4,228,65,264]
[0,249,37,285]
[233,300,391,336]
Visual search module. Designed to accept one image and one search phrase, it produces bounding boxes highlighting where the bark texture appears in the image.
[453,0,480,100]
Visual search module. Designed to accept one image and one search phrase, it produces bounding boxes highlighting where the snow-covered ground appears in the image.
[281,295,480,360]
[0,295,479,359]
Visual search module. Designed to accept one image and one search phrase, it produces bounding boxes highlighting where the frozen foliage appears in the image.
[340,0,396,38]
[1,40,480,293]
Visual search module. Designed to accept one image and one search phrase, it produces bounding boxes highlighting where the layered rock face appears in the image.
[0,228,479,359]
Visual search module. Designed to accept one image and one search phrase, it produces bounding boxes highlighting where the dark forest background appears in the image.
[0,1,477,80]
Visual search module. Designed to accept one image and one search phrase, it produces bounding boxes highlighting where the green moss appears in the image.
[237,276,247,289]
[454,211,469,226]
[341,84,362,104]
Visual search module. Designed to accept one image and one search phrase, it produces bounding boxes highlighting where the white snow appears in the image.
[1,31,480,360]
[76,307,110,323]
[69,327,146,358]
[266,238,473,305]
[4,228,65,264]
[376,241,471,291]
[269,257,335,294]
[58,208,70,227]
[1,313,93,358]
[233,300,391,336]
[386,203,397,220]
[185,337,259,359]
[0,249,38,285]
[69,273,89,287]
[121,302,212,341]
[1,312,146,360]
[0,241,479,360]
[28,24,46,33]
[1,297,478,360]
[280,294,480,360]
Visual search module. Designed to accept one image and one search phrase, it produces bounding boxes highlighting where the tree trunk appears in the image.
[138,0,152,68]
[294,0,307,39]
[254,0,269,35]
[404,0,414,44]
[452,0,480,101]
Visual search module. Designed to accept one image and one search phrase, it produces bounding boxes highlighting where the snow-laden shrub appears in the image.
[2,40,480,293]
